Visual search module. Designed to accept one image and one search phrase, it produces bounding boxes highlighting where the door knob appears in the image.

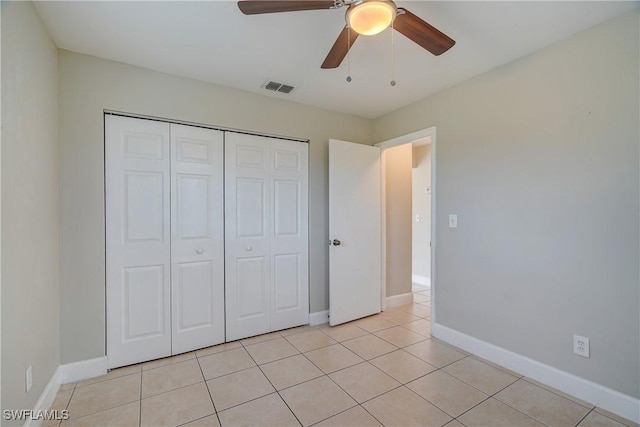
[196,248,204,255]
[332,239,341,246]
[246,245,253,252]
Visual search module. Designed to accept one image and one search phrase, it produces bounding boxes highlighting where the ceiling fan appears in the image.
[237,0,456,69]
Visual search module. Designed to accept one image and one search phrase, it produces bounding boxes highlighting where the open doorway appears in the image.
[376,127,435,319]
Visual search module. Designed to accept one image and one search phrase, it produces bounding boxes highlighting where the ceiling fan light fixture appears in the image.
[347,0,397,36]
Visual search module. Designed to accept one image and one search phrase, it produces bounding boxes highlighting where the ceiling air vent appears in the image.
[263,80,296,94]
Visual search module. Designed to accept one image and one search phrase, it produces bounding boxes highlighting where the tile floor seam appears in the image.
[175,413,217,427]
[520,377,596,410]
[298,349,345,379]
[270,390,304,427]
[436,358,520,397]
[494,378,596,426]
[300,374,360,422]
[468,354,525,378]
[574,407,596,427]
[443,393,493,420]
[194,344,224,427]
[74,369,141,389]
[359,403,388,427]
[252,353,304,426]
[309,340,361,372]
[405,372,487,421]
[66,399,143,425]
[456,396,550,427]
[139,378,207,403]
[309,403,383,427]
[394,384,456,425]
[490,392,557,427]
[239,340,304,427]
[138,368,143,427]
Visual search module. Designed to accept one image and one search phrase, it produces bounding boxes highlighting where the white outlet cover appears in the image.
[573,334,590,358]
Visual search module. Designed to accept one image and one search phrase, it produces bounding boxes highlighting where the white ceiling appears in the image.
[34,1,636,119]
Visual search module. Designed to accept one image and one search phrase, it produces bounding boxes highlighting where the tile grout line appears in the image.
[239,341,305,427]
[194,345,224,427]
[138,368,142,427]
[574,407,597,427]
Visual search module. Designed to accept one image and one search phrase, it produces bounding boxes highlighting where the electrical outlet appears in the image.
[26,366,33,393]
[573,335,590,358]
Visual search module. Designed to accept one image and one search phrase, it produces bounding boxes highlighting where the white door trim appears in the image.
[375,127,437,318]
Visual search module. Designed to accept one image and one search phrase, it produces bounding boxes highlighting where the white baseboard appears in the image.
[432,323,640,424]
[61,356,107,384]
[24,366,62,427]
[412,275,431,287]
[385,292,414,308]
[309,310,329,326]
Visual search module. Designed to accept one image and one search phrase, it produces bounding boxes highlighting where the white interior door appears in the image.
[170,124,225,354]
[225,133,309,340]
[106,116,171,368]
[329,139,382,326]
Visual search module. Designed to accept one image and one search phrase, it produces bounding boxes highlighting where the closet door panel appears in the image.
[271,141,309,330]
[225,133,271,341]
[106,116,171,369]
[171,124,225,354]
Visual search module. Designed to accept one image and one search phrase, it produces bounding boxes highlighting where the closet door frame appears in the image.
[106,112,310,364]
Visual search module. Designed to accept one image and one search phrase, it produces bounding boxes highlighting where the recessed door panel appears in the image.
[122,132,164,160]
[274,180,299,237]
[124,265,165,340]
[274,149,300,171]
[236,178,266,238]
[177,174,210,239]
[237,257,267,318]
[124,171,165,242]
[176,137,211,164]
[274,254,300,312]
[175,261,214,331]
[236,146,267,169]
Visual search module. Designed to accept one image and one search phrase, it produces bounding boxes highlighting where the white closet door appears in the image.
[225,133,309,340]
[270,140,309,331]
[225,133,271,341]
[170,124,225,354]
[106,116,171,369]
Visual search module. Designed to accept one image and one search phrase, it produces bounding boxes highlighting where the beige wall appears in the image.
[412,145,431,281]
[374,10,639,398]
[383,143,413,297]
[1,1,60,421]
[58,51,372,363]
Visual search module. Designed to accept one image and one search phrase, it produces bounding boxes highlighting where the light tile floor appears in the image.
[48,288,638,427]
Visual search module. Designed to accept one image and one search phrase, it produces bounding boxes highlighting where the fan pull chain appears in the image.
[346,26,352,83]
[390,20,396,87]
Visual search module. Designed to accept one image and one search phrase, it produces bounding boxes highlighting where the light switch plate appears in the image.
[448,214,458,228]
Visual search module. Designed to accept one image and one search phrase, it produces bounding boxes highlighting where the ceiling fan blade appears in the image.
[321,26,359,69]
[393,8,455,56]
[238,1,336,15]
